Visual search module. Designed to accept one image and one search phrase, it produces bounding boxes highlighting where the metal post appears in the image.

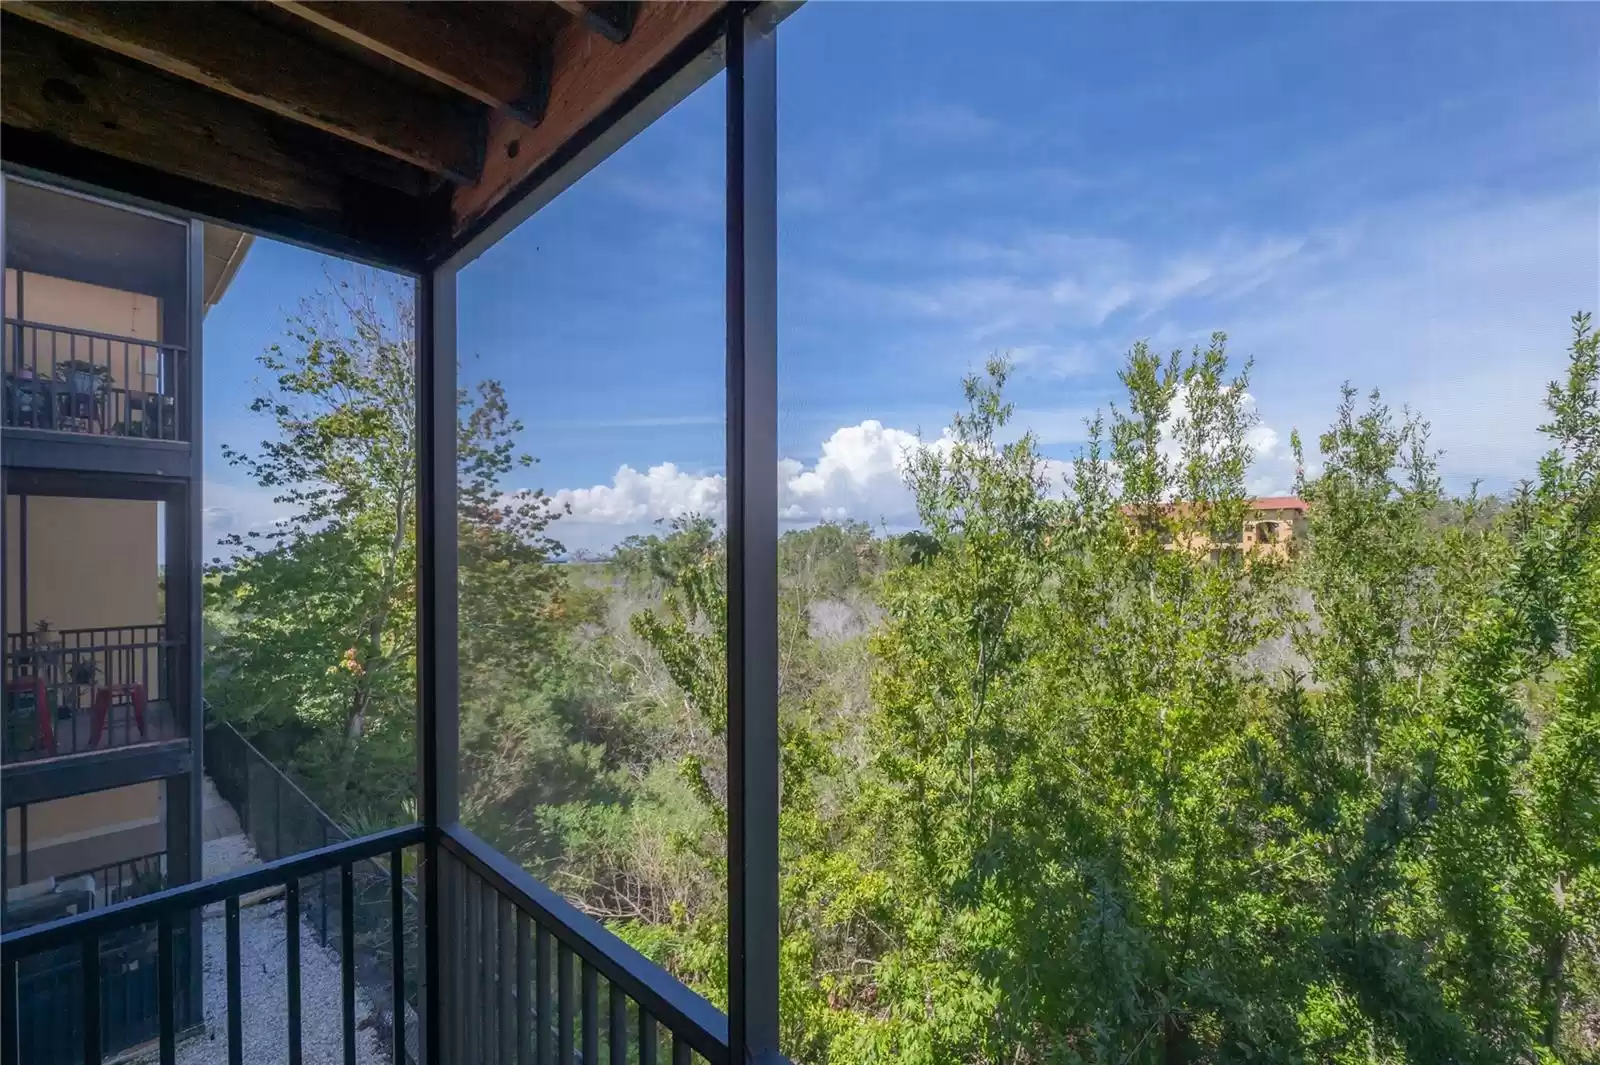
[0,165,6,926]
[417,263,460,1064]
[173,217,208,1030]
[725,6,781,1063]
[17,495,27,632]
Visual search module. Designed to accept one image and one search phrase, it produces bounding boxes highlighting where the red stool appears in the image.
[89,683,147,747]
[5,676,54,754]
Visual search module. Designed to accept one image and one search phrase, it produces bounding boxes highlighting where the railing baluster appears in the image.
[390,848,406,1065]
[673,1033,692,1065]
[500,896,515,1065]
[583,961,599,1065]
[449,854,466,1065]
[158,917,176,1065]
[81,935,102,1065]
[559,944,575,1065]
[341,863,357,1065]
[483,873,495,1065]
[517,911,532,1065]
[536,926,552,1065]
[226,896,243,1065]
[465,868,481,1065]
[482,876,496,1065]
[287,878,303,1065]
[609,980,627,1065]
[638,1002,657,1065]
[2,959,18,1065]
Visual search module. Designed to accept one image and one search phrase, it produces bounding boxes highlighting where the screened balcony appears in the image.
[1,4,786,1064]
[4,319,185,443]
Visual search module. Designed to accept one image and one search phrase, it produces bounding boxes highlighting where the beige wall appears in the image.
[5,782,164,884]
[4,269,163,391]
[0,268,176,892]
[5,496,160,634]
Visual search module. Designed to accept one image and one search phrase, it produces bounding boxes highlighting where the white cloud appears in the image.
[552,462,725,526]
[548,420,961,550]
[781,420,950,524]
[545,398,1301,553]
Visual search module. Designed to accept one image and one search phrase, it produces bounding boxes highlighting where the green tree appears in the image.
[862,343,1311,1063]
[206,273,574,829]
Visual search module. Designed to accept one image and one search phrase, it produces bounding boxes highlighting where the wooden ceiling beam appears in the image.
[2,0,484,184]
[2,15,341,213]
[555,1,638,45]
[269,1,554,127]
[1,13,443,267]
[451,2,723,243]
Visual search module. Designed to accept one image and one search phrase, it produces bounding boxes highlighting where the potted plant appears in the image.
[53,358,111,397]
[52,359,112,430]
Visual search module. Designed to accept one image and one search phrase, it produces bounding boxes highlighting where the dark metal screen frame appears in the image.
[419,7,786,1064]
[1,3,787,1060]
[415,254,458,1065]
[1,174,9,931]
[726,5,782,1062]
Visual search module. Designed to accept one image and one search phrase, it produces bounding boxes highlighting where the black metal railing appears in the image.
[1,825,423,1065]
[204,719,345,863]
[439,824,729,1065]
[205,718,422,1057]
[5,853,174,1065]
[4,854,167,922]
[3,319,186,442]
[4,624,177,762]
[0,821,732,1065]
[7,919,195,1065]
[71,853,169,908]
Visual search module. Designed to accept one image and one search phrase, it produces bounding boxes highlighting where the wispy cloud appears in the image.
[892,102,1000,143]
[1215,190,1599,491]
[874,230,1313,340]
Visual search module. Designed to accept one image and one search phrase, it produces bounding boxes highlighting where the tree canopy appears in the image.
[207,282,1599,1063]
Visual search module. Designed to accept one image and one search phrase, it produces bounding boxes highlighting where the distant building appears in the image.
[1242,496,1310,559]
[1123,496,1309,561]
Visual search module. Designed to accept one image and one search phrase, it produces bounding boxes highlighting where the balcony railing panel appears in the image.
[1,825,423,1065]
[1,823,733,1065]
[4,624,178,763]
[439,824,729,1065]
[3,319,186,442]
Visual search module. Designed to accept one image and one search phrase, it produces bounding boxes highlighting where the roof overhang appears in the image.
[1,1,765,273]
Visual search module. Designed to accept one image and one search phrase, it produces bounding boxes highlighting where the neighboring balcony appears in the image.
[3,624,189,806]
[3,319,191,478]
[4,624,180,764]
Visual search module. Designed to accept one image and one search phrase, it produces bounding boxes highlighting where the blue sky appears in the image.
[204,3,1600,554]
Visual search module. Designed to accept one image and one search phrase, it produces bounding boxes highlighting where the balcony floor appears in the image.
[6,699,182,766]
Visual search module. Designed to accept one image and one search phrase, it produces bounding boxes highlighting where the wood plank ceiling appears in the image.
[0,1,727,269]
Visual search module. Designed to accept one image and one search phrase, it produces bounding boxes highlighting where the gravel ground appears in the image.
[124,834,389,1065]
